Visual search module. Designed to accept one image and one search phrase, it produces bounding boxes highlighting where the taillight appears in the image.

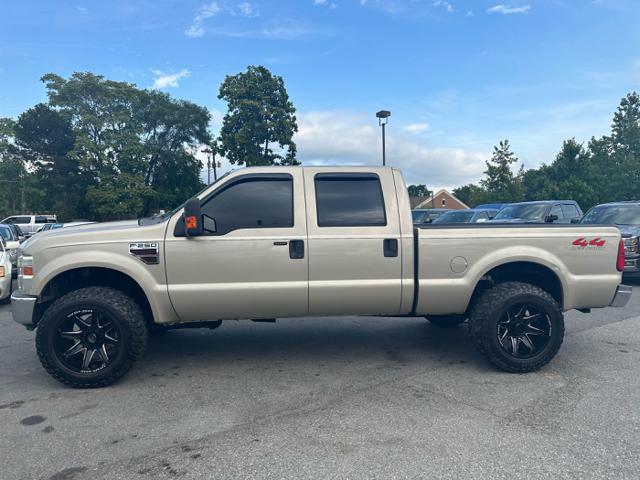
[617,239,625,272]
[0,266,5,278]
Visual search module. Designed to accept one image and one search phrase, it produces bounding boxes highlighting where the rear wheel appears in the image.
[36,287,148,388]
[426,314,466,327]
[468,282,564,373]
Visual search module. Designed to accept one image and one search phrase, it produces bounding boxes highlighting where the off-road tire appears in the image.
[36,287,148,388]
[468,281,564,373]
[426,314,467,327]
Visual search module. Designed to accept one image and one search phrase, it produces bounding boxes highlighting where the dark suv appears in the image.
[580,201,640,277]
[491,201,583,224]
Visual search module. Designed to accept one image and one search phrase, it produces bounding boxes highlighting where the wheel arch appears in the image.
[469,260,565,312]
[34,266,165,327]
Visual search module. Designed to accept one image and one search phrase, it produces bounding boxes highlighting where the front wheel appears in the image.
[36,287,148,388]
[468,282,564,373]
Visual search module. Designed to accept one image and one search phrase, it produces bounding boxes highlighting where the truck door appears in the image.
[164,170,308,321]
[303,168,403,316]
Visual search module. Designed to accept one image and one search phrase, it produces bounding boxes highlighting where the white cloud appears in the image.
[237,2,254,16]
[433,0,454,13]
[403,123,430,134]
[151,69,190,89]
[185,2,221,37]
[313,0,338,7]
[295,111,486,188]
[487,4,531,14]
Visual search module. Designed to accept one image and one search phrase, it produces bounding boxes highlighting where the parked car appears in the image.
[10,166,630,387]
[6,223,25,243]
[475,203,508,211]
[0,224,20,270]
[2,214,57,237]
[580,201,640,277]
[412,208,451,225]
[0,239,11,303]
[432,209,497,224]
[491,201,583,224]
[36,221,95,233]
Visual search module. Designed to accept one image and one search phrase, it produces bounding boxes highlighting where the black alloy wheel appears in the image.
[54,308,121,374]
[496,302,552,359]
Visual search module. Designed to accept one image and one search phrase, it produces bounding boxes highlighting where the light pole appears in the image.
[201,147,222,184]
[376,110,391,166]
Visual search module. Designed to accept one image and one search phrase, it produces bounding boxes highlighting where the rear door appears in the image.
[303,168,403,316]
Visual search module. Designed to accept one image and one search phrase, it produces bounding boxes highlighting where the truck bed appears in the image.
[413,223,622,315]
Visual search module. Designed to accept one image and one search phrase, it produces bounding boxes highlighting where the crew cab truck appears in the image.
[11,166,631,388]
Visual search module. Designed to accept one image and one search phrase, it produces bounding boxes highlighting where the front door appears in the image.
[164,170,308,321]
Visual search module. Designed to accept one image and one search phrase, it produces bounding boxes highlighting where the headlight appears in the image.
[623,236,639,254]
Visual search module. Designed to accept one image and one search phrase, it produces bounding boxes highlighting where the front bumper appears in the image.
[610,285,632,308]
[10,292,37,327]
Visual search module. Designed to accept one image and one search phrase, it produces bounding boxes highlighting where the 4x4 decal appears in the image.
[572,237,606,249]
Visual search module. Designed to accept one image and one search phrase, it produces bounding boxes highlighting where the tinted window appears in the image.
[0,226,13,241]
[35,216,48,224]
[201,175,293,235]
[494,204,547,221]
[315,174,386,227]
[550,205,563,220]
[6,216,31,224]
[581,206,640,225]
[561,204,580,219]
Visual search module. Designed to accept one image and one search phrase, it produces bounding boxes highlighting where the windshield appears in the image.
[0,227,13,241]
[581,205,640,225]
[494,204,548,221]
[433,211,474,224]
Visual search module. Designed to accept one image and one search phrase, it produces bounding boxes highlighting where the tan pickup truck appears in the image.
[11,166,631,387]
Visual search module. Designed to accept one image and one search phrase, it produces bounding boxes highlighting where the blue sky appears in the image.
[1,0,639,188]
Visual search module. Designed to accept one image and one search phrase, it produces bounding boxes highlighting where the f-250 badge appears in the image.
[572,237,606,249]
[129,242,159,264]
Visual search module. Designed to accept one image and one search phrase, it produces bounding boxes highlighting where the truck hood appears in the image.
[616,225,640,238]
[21,220,165,255]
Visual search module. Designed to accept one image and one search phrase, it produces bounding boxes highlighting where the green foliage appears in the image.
[218,65,298,166]
[480,140,524,203]
[452,183,491,208]
[2,72,210,221]
[407,184,431,198]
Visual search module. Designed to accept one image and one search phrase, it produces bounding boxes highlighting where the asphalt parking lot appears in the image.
[2,282,640,480]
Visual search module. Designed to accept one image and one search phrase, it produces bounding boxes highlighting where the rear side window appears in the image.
[314,173,386,227]
[6,216,31,224]
[562,204,581,219]
[201,174,293,235]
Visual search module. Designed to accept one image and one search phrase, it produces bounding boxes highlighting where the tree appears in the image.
[14,104,80,219]
[480,140,523,203]
[407,184,431,198]
[35,72,210,219]
[0,118,28,217]
[452,183,490,208]
[218,65,298,166]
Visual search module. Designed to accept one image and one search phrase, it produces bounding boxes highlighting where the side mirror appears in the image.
[570,218,580,224]
[546,214,558,223]
[6,240,19,250]
[183,198,203,236]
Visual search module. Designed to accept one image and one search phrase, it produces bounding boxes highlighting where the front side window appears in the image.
[200,175,293,235]
[315,174,386,227]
